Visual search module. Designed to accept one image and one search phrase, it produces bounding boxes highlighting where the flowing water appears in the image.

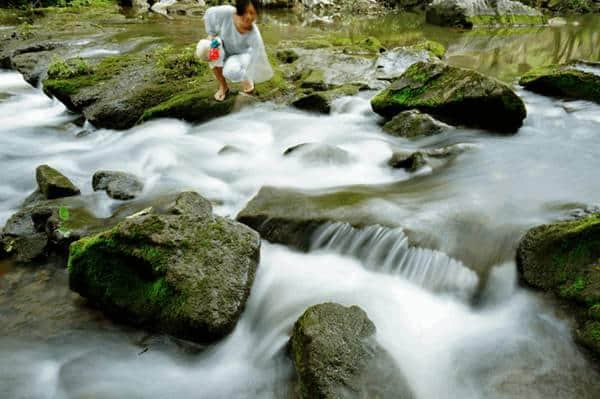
[1,10,600,399]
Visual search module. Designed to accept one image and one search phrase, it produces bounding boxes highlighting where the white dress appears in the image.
[202,5,273,83]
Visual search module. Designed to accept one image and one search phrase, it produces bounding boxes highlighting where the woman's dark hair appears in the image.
[235,0,260,16]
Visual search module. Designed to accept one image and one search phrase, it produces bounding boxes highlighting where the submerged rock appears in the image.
[519,61,600,104]
[382,109,448,138]
[517,214,600,356]
[92,170,144,200]
[35,165,80,200]
[425,0,545,29]
[68,192,261,343]
[371,61,526,134]
[388,143,472,172]
[283,142,354,165]
[289,302,414,399]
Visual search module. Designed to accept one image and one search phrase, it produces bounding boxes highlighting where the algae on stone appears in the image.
[68,192,261,343]
[371,61,526,133]
[519,63,600,104]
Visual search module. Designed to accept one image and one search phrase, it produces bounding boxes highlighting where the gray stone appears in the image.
[92,170,144,200]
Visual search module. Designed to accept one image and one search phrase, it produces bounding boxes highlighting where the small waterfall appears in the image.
[310,222,479,300]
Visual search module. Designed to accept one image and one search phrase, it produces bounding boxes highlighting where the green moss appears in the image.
[519,65,600,104]
[589,304,600,321]
[154,45,207,80]
[140,85,235,123]
[411,40,446,59]
[578,320,600,354]
[560,275,586,298]
[518,214,600,303]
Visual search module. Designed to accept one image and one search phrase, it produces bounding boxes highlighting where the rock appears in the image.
[388,151,427,172]
[519,61,600,104]
[36,165,80,200]
[42,48,243,130]
[292,85,360,114]
[5,42,64,87]
[283,142,354,165]
[218,145,245,155]
[388,144,472,172]
[425,0,545,29]
[139,88,237,124]
[382,110,447,138]
[517,214,600,356]
[0,197,104,263]
[276,49,299,64]
[548,17,568,26]
[236,186,383,250]
[22,190,46,208]
[92,170,144,200]
[375,46,440,82]
[68,192,261,344]
[371,61,527,134]
[289,302,414,399]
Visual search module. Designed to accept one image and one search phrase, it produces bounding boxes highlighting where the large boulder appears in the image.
[517,214,600,356]
[236,186,383,250]
[289,302,414,399]
[42,49,240,130]
[425,0,545,29]
[519,61,600,104]
[371,61,527,134]
[92,170,144,200]
[68,192,261,343]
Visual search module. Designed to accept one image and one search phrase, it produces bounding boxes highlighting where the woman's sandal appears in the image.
[214,87,230,102]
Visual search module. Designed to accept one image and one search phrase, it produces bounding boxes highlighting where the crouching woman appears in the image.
[196,0,273,102]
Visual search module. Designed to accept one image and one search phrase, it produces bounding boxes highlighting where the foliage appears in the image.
[154,45,207,80]
[47,56,94,80]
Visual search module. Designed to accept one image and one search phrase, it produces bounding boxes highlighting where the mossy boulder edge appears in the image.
[371,61,526,134]
[68,191,261,343]
[517,214,600,357]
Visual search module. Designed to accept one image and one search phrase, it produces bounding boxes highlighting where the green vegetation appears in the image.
[47,56,93,80]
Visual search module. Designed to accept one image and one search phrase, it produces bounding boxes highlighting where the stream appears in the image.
[1,10,600,399]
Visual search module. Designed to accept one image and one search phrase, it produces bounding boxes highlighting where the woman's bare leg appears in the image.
[242,80,254,94]
[211,67,229,101]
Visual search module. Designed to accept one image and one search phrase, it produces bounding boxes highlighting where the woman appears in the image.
[196,0,273,102]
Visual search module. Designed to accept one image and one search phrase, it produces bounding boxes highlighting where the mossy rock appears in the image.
[517,214,600,302]
[410,40,446,59]
[292,85,360,114]
[517,214,600,357]
[36,164,80,199]
[371,61,526,134]
[236,186,385,250]
[577,320,600,354]
[276,49,299,64]
[140,87,236,124]
[425,0,545,29]
[68,192,261,343]
[1,197,108,263]
[382,109,446,138]
[519,62,600,104]
[289,302,415,399]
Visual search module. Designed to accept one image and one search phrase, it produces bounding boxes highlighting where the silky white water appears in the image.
[1,58,600,399]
